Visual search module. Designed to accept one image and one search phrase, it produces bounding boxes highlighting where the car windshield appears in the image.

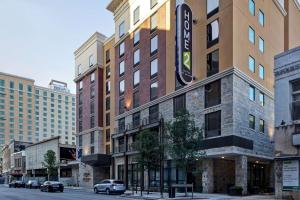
[113,181,124,184]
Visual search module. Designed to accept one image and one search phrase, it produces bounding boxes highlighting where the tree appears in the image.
[166,109,204,195]
[42,150,58,181]
[131,129,163,195]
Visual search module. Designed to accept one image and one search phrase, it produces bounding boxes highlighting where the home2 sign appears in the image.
[176,3,193,85]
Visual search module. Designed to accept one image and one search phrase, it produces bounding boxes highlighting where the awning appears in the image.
[81,154,111,166]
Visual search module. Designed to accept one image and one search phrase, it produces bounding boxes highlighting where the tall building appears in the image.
[274,46,300,199]
[0,72,76,158]
[74,32,115,187]
[73,0,300,193]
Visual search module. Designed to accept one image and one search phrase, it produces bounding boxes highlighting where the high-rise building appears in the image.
[74,33,115,187]
[0,72,76,157]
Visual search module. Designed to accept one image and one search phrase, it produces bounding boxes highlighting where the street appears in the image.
[0,185,132,200]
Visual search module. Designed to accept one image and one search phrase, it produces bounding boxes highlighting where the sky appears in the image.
[0,0,114,93]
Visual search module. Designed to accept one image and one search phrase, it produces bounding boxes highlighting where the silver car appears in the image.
[94,179,125,195]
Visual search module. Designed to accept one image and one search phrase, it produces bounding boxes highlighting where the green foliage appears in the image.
[42,150,58,179]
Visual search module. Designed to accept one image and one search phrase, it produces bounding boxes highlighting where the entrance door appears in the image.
[248,163,267,194]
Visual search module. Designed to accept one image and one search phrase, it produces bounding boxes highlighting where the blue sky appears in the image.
[0,0,114,93]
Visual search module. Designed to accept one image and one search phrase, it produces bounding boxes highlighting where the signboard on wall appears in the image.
[283,160,300,190]
[176,3,193,85]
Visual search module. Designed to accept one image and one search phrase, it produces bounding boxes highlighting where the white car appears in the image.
[94,179,125,195]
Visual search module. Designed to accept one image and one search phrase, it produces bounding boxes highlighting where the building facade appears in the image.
[0,73,76,158]
[105,0,300,195]
[74,32,115,187]
[274,46,300,199]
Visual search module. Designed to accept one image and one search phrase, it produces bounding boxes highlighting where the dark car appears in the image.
[25,180,41,189]
[9,180,25,188]
[40,181,64,192]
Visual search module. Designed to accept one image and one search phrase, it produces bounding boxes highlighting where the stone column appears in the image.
[202,159,214,193]
[235,156,248,195]
[274,160,283,199]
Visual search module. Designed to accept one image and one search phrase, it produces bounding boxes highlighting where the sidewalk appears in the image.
[121,191,276,200]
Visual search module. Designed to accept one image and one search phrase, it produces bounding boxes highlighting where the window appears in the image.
[249,56,255,73]
[249,85,255,101]
[259,65,264,79]
[90,102,94,114]
[90,146,94,154]
[173,94,186,116]
[205,80,221,108]
[249,0,255,16]
[259,119,265,133]
[106,97,110,111]
[79,135,82,147]
[90,116,95,128]
[9,81,14,89]
[0,79,4,87]
[150,13,157,31]
[133,6,140,24]
[259,37,264,53]
[149,105,159,123]
[106,49,110,63]
[106,65,111,78]
[106,129,111,142]
[207,49,219,77]
[89,54,94,67]
[151,35,158,55]
[79,93,83,105]
[19,83,23,91]
[259,92,265,106]
[205,111,221,138]
[78,65,82,76]
[90,132,94,144]
[133,49,140,66]
[119,99,125,114]
[151,0,158,8]
[259,10,265,26]
[79,81,83,90]
[119,61,125,76]
[150,82,158,100]
[151,59,158,78]
[106,81,111,94]
[134,30,140,46]
[207,0,219,18]
[249,26,255,44]
[249,114,255,130]
[291,79,300,120]
[106,144,110,154]
[90,86,95,98]
[119,21,125,37]
[119,42,125,57]
[207,20,219,48]
[278,0,285,9]
[133,112,140,128]
[133,91,140,108]
[119,80,125,95]
[91,72,95,83]
[106,113,110,126]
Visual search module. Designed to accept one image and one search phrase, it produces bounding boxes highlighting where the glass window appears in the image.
[205,111,221,138]
[259,119,265,133]
[106,49,110,63]
[106,81,111,94]
[9,81,14,89]
[78,64,82,76]
[119,42,125,57]
[278,0,285,9]
[90,86,95,98]
[133,91,140,108]
[173,94,186,116]
[106,97,110,111]
[207,49,219,77]
[133,70,140,87]
[150,13,157,31]
[0,80,4,87]
[119,61,125,76]
[79,81,83,90]
[90,132,94,144]
[207,0,219,17]
[89,54,94,67]
[133,49,140,65]
[259,92,265,106]
[249,56,255,72]
[91,72,95,82]
[149,104,159,123]
[249,85,255,101]
[133,6,140,24]
[259,65,264,79]
[259,37,264,53]
[133,112,140,128]
[207,20,219,48]
[19,83,23,91]
[249,26,255,44]
[79,135,82,146]
[106,113,110,126]
[119,99,125,114]
[205,80,221,108]
[249,114,255,130]
[134,30,140,45]
[119,80,125,95]
[151,35,158,55]
[290,79,300,120]
[259,10,264,26]
[249,0,255,16]
[151,59,158,78]
[106,65,111,78]
[106,129,111,142]
[119,21,125,37]
[150,82,158,100]
[151,0,158,8]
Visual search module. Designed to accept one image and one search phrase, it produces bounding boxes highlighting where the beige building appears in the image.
[0,72,76,159]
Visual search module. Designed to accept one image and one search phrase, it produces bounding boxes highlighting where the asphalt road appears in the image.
[0,185,133,200]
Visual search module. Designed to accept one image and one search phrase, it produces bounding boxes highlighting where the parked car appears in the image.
[94,179,125,195]
[9,180,25,188]
[25,180,41,189]
[40,181,64,192]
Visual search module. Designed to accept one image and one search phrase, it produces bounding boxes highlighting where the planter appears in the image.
[228,186,243,196]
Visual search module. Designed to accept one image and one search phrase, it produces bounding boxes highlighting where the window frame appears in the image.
[150,58,158,78]
[119,21,125,38]
[133,6,140,25]
[150,35,158,56]
[259,37,265,53]
[150,82,158,101]
[207,0,219,18]
[249,26,255,44]
[249,0,255,16]
[119,42,125,57]
[119,61,125,76]
[259,10,265,26]
[119,80,125,96]
[249,55,255,73]
[133,70,140,87]
[259,64,264,80]
[249,85,255,101]
[207,19,219,48]
[249,114,255,130]
[133,49,140,66]
[207,49,219,77]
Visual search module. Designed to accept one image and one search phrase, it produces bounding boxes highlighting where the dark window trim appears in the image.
[150,12,158,33]
[119,42,125,58]
[207,49,219,77]
[151,0,158,9]
[207,7,219,19]
[133,30,140,47]
[207,19,219,48]
[150,35,158,56]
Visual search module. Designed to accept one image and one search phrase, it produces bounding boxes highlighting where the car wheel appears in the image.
[60,189,63,193]
[47,187,50,192]
[94,188,99,194]
[106,188,110,195]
